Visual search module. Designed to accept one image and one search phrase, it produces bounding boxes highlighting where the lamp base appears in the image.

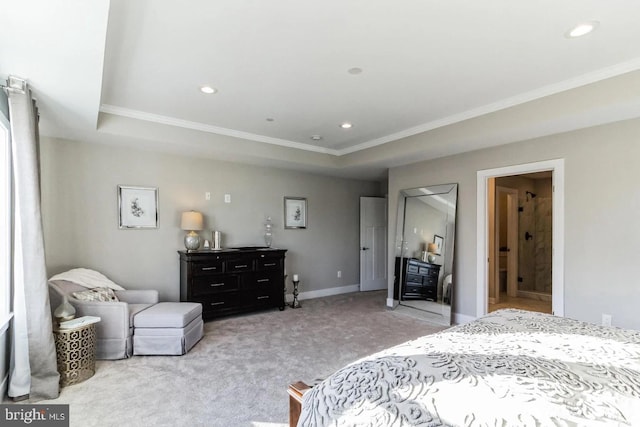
[427,253,436,263]
[184,231,201,251]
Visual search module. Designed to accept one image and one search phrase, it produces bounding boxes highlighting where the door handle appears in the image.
[361,247,370,251]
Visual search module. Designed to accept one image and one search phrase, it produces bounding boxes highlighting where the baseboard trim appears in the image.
[286,284,360,303]
[453,312,476,325]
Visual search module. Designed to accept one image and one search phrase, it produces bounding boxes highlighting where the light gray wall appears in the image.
[388,117,640,330]
[402,197,447,259]
[40,137,381,301]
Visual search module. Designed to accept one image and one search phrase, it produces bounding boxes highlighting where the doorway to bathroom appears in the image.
[488,172,553,314]
[476,159,564,318]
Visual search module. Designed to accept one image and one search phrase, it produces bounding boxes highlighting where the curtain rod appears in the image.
[1,76,28,94]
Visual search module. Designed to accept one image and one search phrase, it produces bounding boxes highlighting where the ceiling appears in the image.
[2,0,640,180]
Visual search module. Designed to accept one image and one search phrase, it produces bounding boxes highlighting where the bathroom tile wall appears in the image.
[534,197,553,293]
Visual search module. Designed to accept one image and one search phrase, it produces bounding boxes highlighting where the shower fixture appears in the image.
[525,191,537,201]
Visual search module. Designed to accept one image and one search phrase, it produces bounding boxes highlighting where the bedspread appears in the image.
[298,309,640,426]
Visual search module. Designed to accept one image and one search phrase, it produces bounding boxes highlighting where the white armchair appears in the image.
[48,280,159,359]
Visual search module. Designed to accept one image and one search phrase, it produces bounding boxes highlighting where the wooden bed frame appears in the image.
[287,381,311,427]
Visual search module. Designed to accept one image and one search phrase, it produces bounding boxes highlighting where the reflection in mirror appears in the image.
[393,184,457,326]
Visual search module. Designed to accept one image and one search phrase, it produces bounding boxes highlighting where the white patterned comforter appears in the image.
[298,309,640,426]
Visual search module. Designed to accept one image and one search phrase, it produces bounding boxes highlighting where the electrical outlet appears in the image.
[602,314,612,327]
[337,270,342,278]
[205,192,211,200]
[224,194,231,203]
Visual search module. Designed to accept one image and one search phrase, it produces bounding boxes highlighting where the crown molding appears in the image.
[335,57,640,155]
[101,58,640,158]
[99,104,340,156]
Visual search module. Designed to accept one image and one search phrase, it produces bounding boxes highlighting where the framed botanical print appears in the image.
[118,185,159,229]
[284,197,307,229]
[433,234,444,255]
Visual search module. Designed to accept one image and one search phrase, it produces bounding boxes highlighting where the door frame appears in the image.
[477,159,565,317]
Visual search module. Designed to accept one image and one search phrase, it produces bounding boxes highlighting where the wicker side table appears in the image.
[53,322,98,387]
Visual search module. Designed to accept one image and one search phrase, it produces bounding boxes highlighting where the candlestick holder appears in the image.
[290,280,301,309]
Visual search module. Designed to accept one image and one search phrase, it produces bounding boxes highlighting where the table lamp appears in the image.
[427,243,438,263]
[181,211,204,251]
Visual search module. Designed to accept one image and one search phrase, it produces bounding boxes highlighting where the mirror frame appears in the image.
[393,183,458,326]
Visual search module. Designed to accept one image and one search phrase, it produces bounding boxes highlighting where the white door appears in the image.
[360,197,387,291]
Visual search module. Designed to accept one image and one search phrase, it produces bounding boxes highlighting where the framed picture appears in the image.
[433,234,444,255]
[284,197,307,229]
[118,185,158,229]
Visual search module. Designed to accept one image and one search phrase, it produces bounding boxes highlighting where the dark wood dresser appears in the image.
[394,257,441,301]
[179,247,287,320]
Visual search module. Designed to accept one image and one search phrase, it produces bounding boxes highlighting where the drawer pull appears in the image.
[210,302,225,306]
[210,283,225,287]
[234,264,248,269]
[257,295,270,300]
[257,278,270,283]
[201,266,218,271]
[263,263,276,267]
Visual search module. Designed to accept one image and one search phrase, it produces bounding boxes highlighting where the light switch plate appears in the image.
[224,194,231,203]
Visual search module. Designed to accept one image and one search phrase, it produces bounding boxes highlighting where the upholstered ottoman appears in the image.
[133,302,203,356]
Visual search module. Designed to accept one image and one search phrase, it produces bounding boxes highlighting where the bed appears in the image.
[290,309,640,426]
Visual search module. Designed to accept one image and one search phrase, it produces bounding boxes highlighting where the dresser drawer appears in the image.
[192,260,224,276]
[196,293,241,316]
[406,273,423,285]
[226,259,253,273]
[192,275,238,296]
[419,266,439,277]
[423,276,438,287]
[407,264,420,274]
[405,285,424,295]
[256,254,280,271]
[244,271,281,290]
[245,289,281,308]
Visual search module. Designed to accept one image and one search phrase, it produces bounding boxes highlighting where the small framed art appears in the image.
[284,197,307,229]
[118,185,159,229]
[433,234,444,255]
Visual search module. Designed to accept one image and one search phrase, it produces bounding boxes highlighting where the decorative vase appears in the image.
[184,231,201,251]
[264,216,273,247]
[54,296,76,323]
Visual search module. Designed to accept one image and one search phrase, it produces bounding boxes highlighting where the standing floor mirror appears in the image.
[393,184,457,326]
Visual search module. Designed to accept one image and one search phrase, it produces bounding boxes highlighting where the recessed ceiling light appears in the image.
[310,135,322,141]
[348,67,363,75]
[200,85,217,94]
[340,122,353,129]
[266,118,275,122]
[565,21,599,38]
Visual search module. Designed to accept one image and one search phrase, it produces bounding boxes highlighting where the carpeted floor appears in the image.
[38,291,446,427]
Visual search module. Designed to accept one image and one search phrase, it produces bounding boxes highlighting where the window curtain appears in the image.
[6,77,59,400]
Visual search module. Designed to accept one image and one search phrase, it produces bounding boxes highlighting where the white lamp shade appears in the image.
[181,211,203,231]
